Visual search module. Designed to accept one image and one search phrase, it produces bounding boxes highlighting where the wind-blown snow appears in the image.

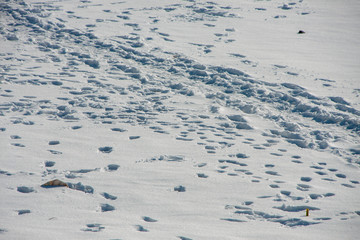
[0,0,359,239]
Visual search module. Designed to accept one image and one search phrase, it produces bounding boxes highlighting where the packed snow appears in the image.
[0,0,359,239]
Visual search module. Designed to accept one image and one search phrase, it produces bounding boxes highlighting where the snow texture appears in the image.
[0,0,359,239]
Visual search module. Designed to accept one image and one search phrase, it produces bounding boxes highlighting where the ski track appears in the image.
[0,0,359,239]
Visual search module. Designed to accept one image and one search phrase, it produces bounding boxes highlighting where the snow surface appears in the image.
[0,0,359,239]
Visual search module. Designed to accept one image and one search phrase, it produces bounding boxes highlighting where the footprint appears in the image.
[67,182,94,194]
[111,127,127,132]
[106,164,120,171]
[197,173,208,178]
[322,178,336,182]
[17,186,34,193]
[48,150,62,155]
[48,140,60,145]
[265,171,280,176]
[101,192,117,200]
[82,223,105,232]
[178,237,193,240]
[342,184,355,188]
[220,218,246,222]
[236,153,249,158]
[100,203,115,212]
[174,185,186,192]
[297,184,311,191]
[280,190,291,196]
[10,135,21,139]
[129,136,140,140]
[142,216,157,222]
[300,177,312,182]
[98,146,113,153]
[135,225,148,232]
[45,161,56,167]
[323,193,335,197]
[310,165,324,170]
[309,194,322,200]
[227,173,238,176]
[17,209,31,215]
[265,164,275,168]
[335,173,346,179]
[271,153,283,156]
[11,143,25,147]
[196,163,207,167]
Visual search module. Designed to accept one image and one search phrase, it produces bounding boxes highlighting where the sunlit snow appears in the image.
[0,0,359,239]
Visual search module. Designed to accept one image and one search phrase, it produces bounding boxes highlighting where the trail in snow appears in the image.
[0,0,359,239]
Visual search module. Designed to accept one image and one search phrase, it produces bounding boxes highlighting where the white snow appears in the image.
[0,0,359,239]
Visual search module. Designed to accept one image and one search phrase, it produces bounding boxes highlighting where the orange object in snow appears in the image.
[41,179,68,188]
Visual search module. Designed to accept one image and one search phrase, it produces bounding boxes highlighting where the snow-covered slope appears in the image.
[0,0,359,239]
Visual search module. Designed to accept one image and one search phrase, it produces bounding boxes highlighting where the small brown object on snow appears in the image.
[298,30,305,34]
[41,179,68,188]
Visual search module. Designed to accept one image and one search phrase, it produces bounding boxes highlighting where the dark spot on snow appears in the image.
[101,203,115,212]
[107,164,120,171]
[48,150,62,155]
[178,237,193,240]
[45,161,56,167]
[82,223,105,232]
[335,173,346,179]
[48,140,60,145]
[98,146,113,153]
[67,182,94,194]
[17,186,34,193]
[101,192,117,200]
[197,173,208,178]
[341,183,355,188]
[111,127,127,132]
[236,153,248,159]
[11,143,25,147]
[309,194,322,200]
[174,185,186,192]
[300,177,312,182]
[265,171,280,176]
[10,135,21,139]
[143,216,157,222]
[17,209,31,215]
[129,136,140,140]
[135,225,148,232]
[84,60,100,69]
[221,218,246,222]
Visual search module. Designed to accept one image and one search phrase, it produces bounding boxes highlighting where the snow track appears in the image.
[0,0,359,239]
